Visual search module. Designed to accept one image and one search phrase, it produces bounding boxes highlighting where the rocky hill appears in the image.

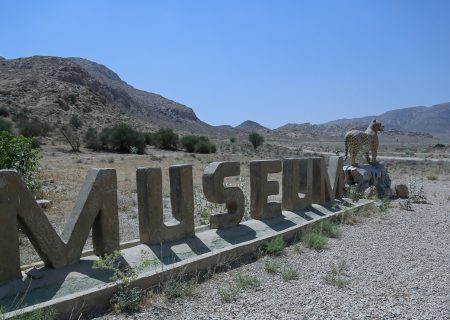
[235,120,270,133]
[275,103,449,141]
[323,103,450,140]
[0,56,216,134]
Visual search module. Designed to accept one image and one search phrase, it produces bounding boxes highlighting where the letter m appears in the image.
[0,169,119,283]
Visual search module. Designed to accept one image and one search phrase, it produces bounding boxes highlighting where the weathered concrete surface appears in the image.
[202,162,245,229]
[137,165,195,246]
[282,158,313,211]
[0,169,120,283]
[325,156,345,201]
[0,199,373,319]
[343,163,392,196]
[281,156,344,211]
[250,159,282,220]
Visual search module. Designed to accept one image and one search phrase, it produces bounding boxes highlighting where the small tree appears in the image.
[180,135,200,152]
[153,128,179,150]
[108,123,146,153]
[61,114,85,152]
[61,125,80,152]
[0,131,41,192]
[83,127,101,150]
[180,135,216,153]
[70,114,83,129]
[248,132,264,150]
[195,139,216,154]
[98,123,146,154]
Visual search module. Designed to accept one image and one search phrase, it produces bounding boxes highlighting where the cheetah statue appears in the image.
[344,120,384,167]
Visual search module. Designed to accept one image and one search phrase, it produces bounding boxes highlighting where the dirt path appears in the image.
[302,148,450,162]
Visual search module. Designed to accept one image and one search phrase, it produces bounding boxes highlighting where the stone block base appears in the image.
[0,200,373,319]
[343,163,392,197]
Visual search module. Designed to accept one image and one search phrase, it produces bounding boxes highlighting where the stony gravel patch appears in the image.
[94,180,450,320]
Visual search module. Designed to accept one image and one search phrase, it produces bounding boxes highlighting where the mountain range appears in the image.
[0,55,449,141]
[322,103,450,140]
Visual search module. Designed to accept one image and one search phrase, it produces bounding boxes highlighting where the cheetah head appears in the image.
[370,120,384,132]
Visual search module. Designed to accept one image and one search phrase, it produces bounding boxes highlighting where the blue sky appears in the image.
[1,1,449,128]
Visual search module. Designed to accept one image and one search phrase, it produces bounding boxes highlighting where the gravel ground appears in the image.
[94,179,450,320]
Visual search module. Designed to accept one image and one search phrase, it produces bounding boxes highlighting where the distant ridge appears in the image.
[322,102,450,140]
[235,120,270,132]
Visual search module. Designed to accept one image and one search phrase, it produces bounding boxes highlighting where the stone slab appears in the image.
[0,199,374,319]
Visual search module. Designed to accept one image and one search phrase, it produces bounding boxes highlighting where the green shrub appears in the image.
[229,137,236,143]
[323,260,349,288]
[261,236,285,255]
[235,273,260,289]
[31,137,41,149]
[153,128,179,150]
[264,260,281,274]
[83,127,101,150]
[194,138,216,154]
[163,278,196,299]
[180,134,217,154]
[0,131,41,192]
[378,198,391,214]
[109,287,143,312]
[93,250,157,312]
[66,93,77,105]
[316,220,341,238]
[347,184,363,202]
[218,273,260,303]
[180,135,199,152]
[303,230,328,250]
[100,127,112,149]
[281,267,299,281]
[248,132,264,150]
[17,118,51,137]
[100,123,146,154]
[144,132,155,145]
[0,117,13,133]
[218,284,240,302]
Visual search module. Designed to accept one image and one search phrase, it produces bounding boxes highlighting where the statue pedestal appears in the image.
[343,163,392,197]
